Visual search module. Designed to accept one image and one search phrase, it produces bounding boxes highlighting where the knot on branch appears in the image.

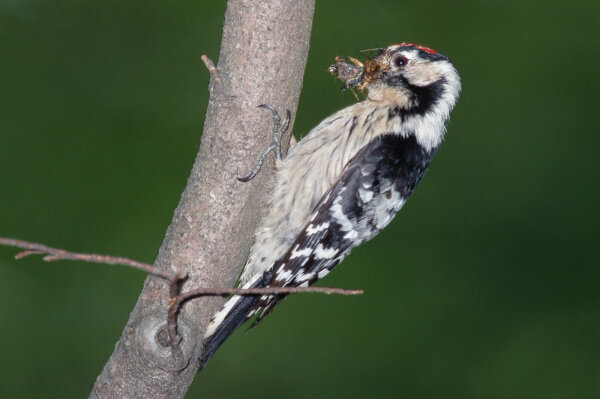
[136,315,196,372]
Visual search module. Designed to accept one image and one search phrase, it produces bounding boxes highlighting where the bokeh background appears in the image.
[1,1,598,398]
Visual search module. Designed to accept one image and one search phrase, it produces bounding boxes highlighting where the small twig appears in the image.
[15,249,43,259]
[165,285,363,359]
[201,54,221,84]
[174,286,362,305]
[0,236,175,281]
[166,277,186,360]
[0,236,363,361]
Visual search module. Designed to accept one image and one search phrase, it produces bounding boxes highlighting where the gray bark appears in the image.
[89,0,315,397]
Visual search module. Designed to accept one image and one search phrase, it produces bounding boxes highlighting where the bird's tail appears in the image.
[198,277,262,370]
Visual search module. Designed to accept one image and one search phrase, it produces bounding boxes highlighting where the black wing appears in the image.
[251,132,436,323]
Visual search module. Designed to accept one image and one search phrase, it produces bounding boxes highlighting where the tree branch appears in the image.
[200,55,221,85]
[87,1,316,397]
[0,237,173,280]
[0,236,362,365]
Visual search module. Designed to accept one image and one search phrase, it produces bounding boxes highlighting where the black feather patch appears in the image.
[249,133,437,325]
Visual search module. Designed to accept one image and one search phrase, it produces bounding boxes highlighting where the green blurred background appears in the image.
[1,0,598,398]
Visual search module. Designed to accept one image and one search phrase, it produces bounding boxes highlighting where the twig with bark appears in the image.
[0,237,174,280]
[0,236,362,360]
[201,54,221,85]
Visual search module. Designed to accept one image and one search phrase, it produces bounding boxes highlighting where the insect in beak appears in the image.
[329,54,383,96]
[328,56,365,100]
[346,56,364,68]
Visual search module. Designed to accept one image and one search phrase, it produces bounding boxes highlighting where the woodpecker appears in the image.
[200,43,461,368]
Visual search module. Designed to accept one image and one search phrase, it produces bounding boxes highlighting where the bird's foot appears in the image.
[238,104,291,182]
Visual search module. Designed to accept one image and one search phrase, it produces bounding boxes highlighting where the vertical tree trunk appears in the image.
[89,1,315,397]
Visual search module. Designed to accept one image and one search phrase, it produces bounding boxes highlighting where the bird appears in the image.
[199,42,461,368]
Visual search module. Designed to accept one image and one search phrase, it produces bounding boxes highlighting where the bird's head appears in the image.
[331,43,461,115]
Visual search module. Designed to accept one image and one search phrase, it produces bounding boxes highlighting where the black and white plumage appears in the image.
[200,43,461,368]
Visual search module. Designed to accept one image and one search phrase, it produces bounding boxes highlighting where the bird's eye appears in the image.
[394,55,408,68]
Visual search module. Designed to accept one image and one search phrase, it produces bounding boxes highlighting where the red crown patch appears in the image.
[399,43,438,55]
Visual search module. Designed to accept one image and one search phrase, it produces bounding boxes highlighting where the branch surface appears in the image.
[88,1,316,398]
